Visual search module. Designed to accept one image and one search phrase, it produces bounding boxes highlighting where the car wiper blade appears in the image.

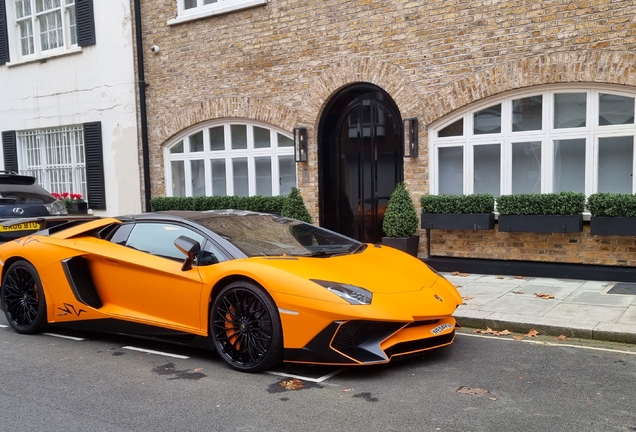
[303,250,334,257]
[349,243,367,254]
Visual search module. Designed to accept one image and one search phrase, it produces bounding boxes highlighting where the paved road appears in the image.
[1,315,635,432]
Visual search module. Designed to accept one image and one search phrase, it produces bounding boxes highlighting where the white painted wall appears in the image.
[0,1,141,216]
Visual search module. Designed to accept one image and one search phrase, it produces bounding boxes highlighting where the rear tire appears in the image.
[1,260,48,334]
[210,281,283,372]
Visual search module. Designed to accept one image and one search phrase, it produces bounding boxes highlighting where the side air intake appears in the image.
[62,256,103,309]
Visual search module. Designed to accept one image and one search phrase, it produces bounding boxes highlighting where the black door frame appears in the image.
[317,83,403,242]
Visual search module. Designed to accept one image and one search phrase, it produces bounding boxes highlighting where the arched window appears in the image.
[165,121,296,197]
[429,85,636,196]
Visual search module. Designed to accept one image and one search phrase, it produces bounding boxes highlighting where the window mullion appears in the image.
[203,128,212,195]
[226,156,233,196]
[270,129,278,195]
[632,136,636,194]
[464,143,473,195]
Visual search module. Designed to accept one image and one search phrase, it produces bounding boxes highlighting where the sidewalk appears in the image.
[445,272,636,345]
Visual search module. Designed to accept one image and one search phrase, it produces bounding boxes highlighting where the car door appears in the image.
[94,222,208,332]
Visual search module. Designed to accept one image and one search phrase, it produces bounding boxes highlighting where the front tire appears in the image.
[1,260,48,334]
[210,281,283,372]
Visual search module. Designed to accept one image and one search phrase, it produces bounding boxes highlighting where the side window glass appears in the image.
[125,223,205,261]
[197,240,227,266]
[109,224,134,245]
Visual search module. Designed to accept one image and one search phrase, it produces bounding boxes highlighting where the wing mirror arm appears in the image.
[174,235,201,271]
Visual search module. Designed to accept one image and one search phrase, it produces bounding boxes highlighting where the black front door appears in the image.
[319,84,403,243]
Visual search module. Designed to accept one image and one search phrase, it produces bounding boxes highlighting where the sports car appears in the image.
[0,210,462,372]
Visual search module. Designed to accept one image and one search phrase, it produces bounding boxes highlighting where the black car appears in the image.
[0,172,67,241]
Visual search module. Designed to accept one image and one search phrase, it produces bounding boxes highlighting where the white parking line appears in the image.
[42,332,85,341]
[0,324,7,328]
[458,332,636,355]
[123,346,189,359]
[266,367,346,383]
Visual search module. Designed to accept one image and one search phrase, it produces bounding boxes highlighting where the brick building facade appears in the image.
[138,0,636,276]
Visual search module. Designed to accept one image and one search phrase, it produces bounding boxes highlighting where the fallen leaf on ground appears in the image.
[459,273,470,277]
[456,386,489,396]
[513,335,524,340]
[279,379,304,390]
[342,388,353,392]
[515,276,524,279]
[462,296,474,301]
[194,368,203,373]
[489,396,499,401]
[535,292,555,299]
[512,290,524,294]
[452,271,460,275]
[526,328,539,337]
[474,327,512,336]
[496,276,505,279]
[555,334,570,341]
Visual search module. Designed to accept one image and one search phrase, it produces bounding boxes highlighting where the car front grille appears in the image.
[331,320,403,350]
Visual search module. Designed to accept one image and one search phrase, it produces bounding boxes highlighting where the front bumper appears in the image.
[283,317,457,365]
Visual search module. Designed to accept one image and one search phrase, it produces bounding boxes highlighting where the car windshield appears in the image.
[196,213,364,257]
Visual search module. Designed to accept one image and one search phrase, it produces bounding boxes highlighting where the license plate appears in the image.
[0,222,41,232]
[430,323,453,335]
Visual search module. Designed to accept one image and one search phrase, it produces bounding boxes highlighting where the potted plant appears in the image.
[281,187,312,223]
[420,194,495,230]
[588,192,636,235]
[497,192,585,233]
[53,192,88,214]
[381,183,419,256]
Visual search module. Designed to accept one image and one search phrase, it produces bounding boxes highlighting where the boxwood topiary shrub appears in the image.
[587,193,636,217]
[281,187,312,223]
[496,192,585,215]
[420,194,495,214]
[382,183,419,238]
[150,195,287,213]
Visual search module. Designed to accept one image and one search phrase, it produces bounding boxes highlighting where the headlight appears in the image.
[311,279,372,305]
[45,199,68,216]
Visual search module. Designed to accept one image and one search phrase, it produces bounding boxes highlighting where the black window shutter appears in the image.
[83,122,106,210]
[0,0,10,65]
[2,130,17,172]
[76,0,96,47]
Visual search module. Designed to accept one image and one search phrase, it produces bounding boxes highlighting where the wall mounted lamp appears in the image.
[294,127,308,162]
[403,118,418,158]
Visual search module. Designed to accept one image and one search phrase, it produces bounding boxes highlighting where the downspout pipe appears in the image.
[133,0,152,212]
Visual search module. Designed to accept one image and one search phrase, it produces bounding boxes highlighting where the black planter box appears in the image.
[421,213,495,230]
[590,217,636,236]
[68,202,89,214]
[498,214,583,233]
[381,236,419,257]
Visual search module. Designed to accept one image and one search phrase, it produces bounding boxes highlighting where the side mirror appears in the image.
[174,235,201,271]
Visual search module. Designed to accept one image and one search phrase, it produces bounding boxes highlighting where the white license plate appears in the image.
[430,323,453,335]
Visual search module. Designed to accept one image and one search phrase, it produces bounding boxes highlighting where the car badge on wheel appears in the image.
[12,207,24,215]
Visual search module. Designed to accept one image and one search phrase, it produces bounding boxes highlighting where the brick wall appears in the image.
[139,0,636,265]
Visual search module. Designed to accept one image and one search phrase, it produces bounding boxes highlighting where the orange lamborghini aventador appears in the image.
[0,210,462,372]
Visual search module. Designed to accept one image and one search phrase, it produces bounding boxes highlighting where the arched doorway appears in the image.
[318,84,403,243]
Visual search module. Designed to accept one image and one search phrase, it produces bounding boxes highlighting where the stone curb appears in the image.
[455,315,636,345]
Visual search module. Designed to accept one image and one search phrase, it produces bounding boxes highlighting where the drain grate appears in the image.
[607,283,636,295]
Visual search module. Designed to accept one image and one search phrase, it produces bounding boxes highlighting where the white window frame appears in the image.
[164,120,296,197]
[429,84,636,196]
[8,0,77,62]
[16,125,87,197]
[169,0,268,26]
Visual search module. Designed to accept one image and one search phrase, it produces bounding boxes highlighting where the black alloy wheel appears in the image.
[1,260,47,334]
[210,281,282,372]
